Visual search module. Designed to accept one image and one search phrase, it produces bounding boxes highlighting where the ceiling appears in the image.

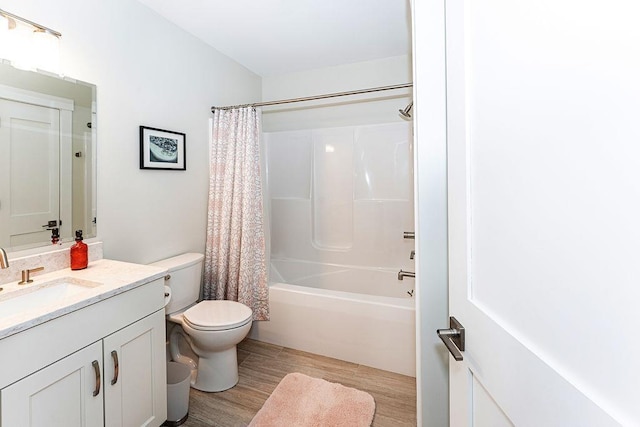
[136,0,412,77]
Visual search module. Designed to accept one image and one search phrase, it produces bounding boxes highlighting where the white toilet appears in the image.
[152,253,253,392]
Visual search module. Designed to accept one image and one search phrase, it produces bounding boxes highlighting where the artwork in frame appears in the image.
[140,126,186,170]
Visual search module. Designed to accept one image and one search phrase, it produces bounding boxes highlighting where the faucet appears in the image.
[0,248,8,269]
[398,270,415,280]
[19,267,45,285]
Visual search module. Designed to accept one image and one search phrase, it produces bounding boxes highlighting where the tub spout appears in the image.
[398,270,415,280]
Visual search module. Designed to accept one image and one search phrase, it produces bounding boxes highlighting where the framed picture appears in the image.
[140,126,186,170]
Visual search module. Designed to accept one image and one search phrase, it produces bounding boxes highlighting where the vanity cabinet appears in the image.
[1,341,104,426]
[0,275,167,427]
[104,309,166,426]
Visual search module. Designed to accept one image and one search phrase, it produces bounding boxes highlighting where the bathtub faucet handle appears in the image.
[398,270,415,280]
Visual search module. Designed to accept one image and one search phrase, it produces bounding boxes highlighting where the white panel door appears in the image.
[103,309,167,427]
[444,0,639,425]
[0,98,60,247]
[0,341,103,427]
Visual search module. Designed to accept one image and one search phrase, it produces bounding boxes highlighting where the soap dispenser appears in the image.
[70,230,88,270]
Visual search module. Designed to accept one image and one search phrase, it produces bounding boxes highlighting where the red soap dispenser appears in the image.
[70,230,88,270]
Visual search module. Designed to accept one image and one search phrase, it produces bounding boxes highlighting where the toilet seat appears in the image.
[182,300,253,331]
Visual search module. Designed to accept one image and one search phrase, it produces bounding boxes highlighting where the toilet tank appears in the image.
[151,253,204,314]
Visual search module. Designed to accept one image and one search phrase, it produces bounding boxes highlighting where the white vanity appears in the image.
[0,256,168,427]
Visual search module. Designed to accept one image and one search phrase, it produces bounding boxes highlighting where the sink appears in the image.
[0,277,103,318]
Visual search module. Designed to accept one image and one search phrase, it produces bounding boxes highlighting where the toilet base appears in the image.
[167,313,253,393]
[192,347,239,392]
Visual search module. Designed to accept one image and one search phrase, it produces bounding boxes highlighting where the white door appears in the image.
[103,309,167,427]
[0,98,60,247]
[443,0,639,425]
[0,341,104,427]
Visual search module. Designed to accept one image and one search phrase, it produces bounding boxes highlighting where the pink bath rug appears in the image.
[249,372,375,427]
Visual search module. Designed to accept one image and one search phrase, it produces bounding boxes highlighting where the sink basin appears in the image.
[0,277,103,318]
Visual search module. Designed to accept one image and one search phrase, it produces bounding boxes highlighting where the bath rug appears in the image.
[249,372,375,427]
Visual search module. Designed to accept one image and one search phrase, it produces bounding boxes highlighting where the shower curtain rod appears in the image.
[211,82,413,112]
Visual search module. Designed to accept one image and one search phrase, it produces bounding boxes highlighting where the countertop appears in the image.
[0,259,168,340]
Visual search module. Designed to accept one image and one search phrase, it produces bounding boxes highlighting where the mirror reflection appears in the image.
[0,61,96,251]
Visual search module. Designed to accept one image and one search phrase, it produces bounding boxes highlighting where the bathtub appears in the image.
[248,259,416,376]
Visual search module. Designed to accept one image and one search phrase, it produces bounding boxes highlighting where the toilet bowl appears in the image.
[151,253,254,392]
[168,300,252,392]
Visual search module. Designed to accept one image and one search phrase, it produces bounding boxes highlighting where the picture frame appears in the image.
[139,126,186,170]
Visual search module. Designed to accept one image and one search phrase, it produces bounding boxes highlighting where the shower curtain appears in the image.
[203,107,269,321]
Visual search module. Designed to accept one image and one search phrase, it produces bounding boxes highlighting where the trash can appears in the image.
[164,362,191,426]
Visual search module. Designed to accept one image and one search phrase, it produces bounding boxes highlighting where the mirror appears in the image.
[0,60,96,251]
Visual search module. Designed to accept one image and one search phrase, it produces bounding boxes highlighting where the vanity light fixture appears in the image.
[0,8,61,74]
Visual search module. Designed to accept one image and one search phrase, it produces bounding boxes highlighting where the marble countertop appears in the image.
[0,259,168,340]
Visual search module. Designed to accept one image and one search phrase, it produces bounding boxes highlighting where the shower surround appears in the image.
[250,121,416,376]
[267,121,414,270]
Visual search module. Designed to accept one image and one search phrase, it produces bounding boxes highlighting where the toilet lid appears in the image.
[183,300,253,331]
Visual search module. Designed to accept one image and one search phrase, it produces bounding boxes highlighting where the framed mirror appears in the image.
[0,60,97,251]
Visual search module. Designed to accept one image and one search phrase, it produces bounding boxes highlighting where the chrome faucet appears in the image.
[0,248,8,269]
[398,270,415,280]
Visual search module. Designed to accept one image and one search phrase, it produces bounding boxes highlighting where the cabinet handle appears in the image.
[111,350,119,385]
[92,360,101,396]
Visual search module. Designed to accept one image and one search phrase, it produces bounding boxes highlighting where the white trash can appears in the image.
[164,362,191,426]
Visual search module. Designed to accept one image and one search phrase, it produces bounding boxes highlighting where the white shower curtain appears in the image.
[203,107,269,321]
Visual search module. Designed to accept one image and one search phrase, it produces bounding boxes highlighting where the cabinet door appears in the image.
[104,309,167,427]
[0,341,103,427]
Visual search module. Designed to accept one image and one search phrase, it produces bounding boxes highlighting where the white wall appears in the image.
[10,0,262,264]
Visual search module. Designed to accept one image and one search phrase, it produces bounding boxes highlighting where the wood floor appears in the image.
[180,339,417,427]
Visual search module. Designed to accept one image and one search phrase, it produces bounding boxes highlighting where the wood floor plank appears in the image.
[180,339,416,427]
[277,347,360,375]
[239,353,326,394]
[186,388,258,427]
[237,338,282,358]
[237,348,251,365]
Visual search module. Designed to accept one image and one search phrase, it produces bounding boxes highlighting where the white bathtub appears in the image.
[248,259,416,376]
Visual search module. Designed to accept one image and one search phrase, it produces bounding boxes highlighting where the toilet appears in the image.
[152,253,253,392]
